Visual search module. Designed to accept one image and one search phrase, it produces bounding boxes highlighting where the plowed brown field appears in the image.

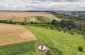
[0,23,36,46]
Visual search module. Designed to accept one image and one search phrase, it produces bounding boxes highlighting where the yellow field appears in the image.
[0,23,36,46]
[0,12,55,22]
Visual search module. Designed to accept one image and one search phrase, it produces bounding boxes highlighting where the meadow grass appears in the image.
[26,25,85,55]
[33,16,51,23]
[0,41,36,55]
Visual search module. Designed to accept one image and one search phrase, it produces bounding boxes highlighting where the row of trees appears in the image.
[0,19,50,25]
[0,18,30,24]
[51,19,85,35]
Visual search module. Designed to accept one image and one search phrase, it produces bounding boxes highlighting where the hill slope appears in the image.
[25,26,85,55]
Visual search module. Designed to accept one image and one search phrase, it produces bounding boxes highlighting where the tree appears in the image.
[51,19,59,27]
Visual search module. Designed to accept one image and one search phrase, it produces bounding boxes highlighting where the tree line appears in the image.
[51,19,85,35]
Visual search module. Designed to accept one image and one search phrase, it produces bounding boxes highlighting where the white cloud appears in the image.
[0,0,85,11]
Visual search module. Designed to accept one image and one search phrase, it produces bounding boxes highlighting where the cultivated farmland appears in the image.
[0,12,56,22]
[0,23,36,46]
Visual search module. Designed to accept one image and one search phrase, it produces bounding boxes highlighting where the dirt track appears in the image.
[0,12,55,22]
[0,23,36,46]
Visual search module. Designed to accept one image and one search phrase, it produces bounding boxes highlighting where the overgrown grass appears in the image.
[0,41,36,55]
[35,16,51,23]
[26,25,85,55]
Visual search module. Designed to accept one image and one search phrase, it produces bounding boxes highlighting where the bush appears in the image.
[45,50,52,55]
[30,21,34,24]
[51,19,59,27]
[69,29,75,35]
[78,46,83,52]
[83,36,85,39]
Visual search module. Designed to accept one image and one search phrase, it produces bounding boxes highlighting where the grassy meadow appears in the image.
[0,41,36,55]
[25,25,85,55]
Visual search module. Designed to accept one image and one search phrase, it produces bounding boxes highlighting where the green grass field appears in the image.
[0,41,36,55]
[25,25,85,55]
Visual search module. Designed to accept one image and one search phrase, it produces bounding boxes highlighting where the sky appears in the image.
[0,0,85,11]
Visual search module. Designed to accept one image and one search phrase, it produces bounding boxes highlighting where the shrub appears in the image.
[51,19,59,27]
[45,50,52,55]
[78,46,83,52]
[83,36,85,39]
[69,29,75,35]
[30,21,34,24]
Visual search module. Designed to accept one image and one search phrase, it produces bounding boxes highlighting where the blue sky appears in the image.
[0,0,85,11]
